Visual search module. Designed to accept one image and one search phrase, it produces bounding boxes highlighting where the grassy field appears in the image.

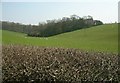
[1,23,118,53]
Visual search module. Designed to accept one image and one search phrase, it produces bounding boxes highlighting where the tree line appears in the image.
[2,15,103,37]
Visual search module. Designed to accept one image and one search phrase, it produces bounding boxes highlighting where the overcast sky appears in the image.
[1,0,119,25]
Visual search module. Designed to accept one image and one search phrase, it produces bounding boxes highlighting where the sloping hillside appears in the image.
[1,24,118,53]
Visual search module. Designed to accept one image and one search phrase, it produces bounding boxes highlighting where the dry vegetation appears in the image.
[0,44,2,83]
[2,45,119,82]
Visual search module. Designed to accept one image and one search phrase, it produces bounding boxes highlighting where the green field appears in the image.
[1,24,118,53]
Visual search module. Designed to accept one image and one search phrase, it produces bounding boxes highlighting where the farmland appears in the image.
[1,23,119,82]
[2,23,118,53]
[1,1,119,82]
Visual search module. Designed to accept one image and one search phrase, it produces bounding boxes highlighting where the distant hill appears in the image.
[2,15,103,37]
[2,23,118,53]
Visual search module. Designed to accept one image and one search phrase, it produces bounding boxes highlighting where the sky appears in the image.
[1,0,119,25]
[118,1,120,23]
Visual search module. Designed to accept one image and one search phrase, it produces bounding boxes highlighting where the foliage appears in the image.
[2,21,30,34]
[2,15,103,37]
[2,45,119,82]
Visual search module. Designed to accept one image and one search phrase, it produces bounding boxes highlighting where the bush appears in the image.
[2,45,119,82]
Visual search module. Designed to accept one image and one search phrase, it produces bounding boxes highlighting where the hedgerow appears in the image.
[2,45,119,82]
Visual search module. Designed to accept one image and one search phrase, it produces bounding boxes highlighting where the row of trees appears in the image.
[2,15,103,37]
[2,21,31,34]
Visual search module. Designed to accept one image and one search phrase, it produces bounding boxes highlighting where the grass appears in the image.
[1,23,118,53]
